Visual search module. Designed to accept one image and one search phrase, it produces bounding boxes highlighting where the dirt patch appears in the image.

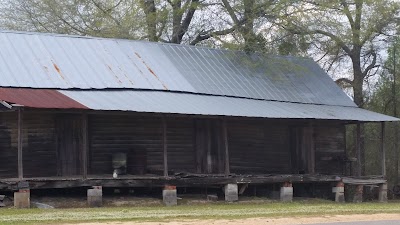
[63,213,400,225]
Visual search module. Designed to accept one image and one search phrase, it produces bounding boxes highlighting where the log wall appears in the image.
[0,112,17,178]
[229,121,291,174]
[0,110,347,179]
[23,112,57,177]
[166,118,196,173]
[89,115,163,175]
[0,112,58,178]
[315,125,345,175]
[89,115,197,175]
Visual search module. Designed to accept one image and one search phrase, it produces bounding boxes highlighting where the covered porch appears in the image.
[0,108,390,204]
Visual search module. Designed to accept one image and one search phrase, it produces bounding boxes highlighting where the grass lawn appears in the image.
[1,200,400,225]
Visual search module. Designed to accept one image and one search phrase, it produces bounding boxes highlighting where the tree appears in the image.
[0,0,142,39]
[213,0,298,53]
[281,0,400,108]
[0,0,237,45]
[278,0,400,177]
[368,37,400,184]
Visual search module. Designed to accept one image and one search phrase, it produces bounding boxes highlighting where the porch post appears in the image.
[379,122,388,202]
[222,119,230,176]
[380,122,386,176]
[17,108,23,179]
[309,123,315,174]
[82,113,88,179]
[162,116,168,177]
[355,122,361,177]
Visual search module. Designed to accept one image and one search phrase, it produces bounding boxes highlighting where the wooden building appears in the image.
[0,30,397,204]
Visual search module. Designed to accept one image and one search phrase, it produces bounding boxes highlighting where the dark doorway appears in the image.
[290,126,315,174]
[56,114,83,176]
[195,119,225,174]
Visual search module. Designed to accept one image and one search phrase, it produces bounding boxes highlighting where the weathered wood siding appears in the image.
[23,113,57,177]
[89,115,197,175]
[229,120,291,174]
[0,110,347,178]
[315,125,345,175]
[0,112,57,178]
[166,118,196,173]
[89,115,163,175]
[0,112,17,178]
[56,114,83,176]
[194,119,226,174]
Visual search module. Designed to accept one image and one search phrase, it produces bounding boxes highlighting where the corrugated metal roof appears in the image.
[0,86,394,122]
[58,90,398,122]
[0,30,355,107]
[0,88,88,109]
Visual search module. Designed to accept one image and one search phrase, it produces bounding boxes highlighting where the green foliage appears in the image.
[0,0,231,45]
[281,0,400,107]
[365,38,400,187]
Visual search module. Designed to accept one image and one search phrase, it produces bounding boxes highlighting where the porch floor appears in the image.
[0,173,386,191]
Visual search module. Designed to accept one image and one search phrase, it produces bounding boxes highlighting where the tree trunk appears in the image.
[171,0,183,44]
[141,0,158,42]
[242,0,257,53]
[351,53,364,108]
[351,50,366,175]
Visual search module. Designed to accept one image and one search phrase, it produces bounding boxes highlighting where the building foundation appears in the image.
[332,181,345,203]
[87,186,103,207]
[224,184,238,202]
[378,183,388,203]
[280,182,293,202]
[163,185,177,206]
[14,189,30,208]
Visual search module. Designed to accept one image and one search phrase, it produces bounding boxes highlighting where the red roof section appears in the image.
[0,88,88,109]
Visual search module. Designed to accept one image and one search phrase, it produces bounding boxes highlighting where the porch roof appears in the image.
[59,90,399,122]
[0,88,396,122]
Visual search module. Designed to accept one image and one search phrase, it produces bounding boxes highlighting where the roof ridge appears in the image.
[0,29,310,59]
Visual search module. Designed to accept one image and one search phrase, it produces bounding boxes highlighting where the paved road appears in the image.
[310,221,400,225]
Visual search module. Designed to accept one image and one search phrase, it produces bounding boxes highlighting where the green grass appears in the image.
[1,200,400,225]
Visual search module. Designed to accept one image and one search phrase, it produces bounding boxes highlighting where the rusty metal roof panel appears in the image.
[0,30,356,107]
[0,88,88,109]
[59,90,398,122]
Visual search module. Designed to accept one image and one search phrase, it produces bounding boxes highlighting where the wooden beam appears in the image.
[207,121,212,174]
[0,174,387,190]
[309,124,315,174]
[216,121,224,173]
[222,119,230,176]
[162,117,168,177]
[381,122,386,177]
[356,123,361,177]
[343,124,347,175]
[82,113,89,179]
[194,120,201,173]
[17,108,23,180]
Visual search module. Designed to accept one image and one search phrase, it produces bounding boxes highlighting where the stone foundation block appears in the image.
[333,187,345,203]
[163,185,177,206]
[379,183,388,203]
[14,189,30,208]
[333,182,345,203]
[280,187,293,202]
[87,186,102,207]
[224,184,238,202]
